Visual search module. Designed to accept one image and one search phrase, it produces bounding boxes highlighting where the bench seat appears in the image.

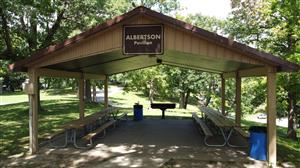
[235,127,249,138]
[47,129,65,140]
[47,129,68,148]
[82,120,116,146]
[192,112,226,146]
[116,112,128,121]
[226,127,249,147]
[192,113,213,137]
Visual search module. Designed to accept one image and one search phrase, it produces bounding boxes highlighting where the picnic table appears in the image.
[49,107,118,149]
[200,107,248,147]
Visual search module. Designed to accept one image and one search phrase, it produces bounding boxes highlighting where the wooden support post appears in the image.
[221,74,226,115]
[28,69,39,154]
[267,67,277,167]
[235,72,241,126]
[104,76,109,108]
[79,75,85,119]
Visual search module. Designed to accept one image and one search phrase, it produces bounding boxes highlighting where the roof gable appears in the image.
[10,6,299,73]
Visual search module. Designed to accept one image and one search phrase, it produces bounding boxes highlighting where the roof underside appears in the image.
[45,50,260,75]
[10,6,299,76]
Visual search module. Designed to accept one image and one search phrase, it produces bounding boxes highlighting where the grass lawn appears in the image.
[0,88,299,166]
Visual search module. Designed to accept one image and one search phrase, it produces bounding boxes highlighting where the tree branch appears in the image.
[41,10,65,48]
[0,6,15,60]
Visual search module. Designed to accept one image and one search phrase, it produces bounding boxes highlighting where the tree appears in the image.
[0,0,109,93]
[227,0,300,140]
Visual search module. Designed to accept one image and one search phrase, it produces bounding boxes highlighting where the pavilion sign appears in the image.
[123,25,164,55]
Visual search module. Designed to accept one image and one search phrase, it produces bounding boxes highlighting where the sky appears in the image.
[179,0,232,19]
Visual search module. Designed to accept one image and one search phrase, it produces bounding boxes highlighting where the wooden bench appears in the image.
[116,112,128,121]
[47,129,68,148]
[226,127,249,148]
[82,119,116,146]
[192,112,226,146]
[235,127,249,138]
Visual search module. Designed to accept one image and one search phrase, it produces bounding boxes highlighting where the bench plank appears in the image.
[234,127,249,138]
[82,120,116,141]
[116,112,128,120]
[192,113,213,137]
[192,112,227,147]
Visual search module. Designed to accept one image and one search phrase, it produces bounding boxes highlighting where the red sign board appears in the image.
[123,25,164,55]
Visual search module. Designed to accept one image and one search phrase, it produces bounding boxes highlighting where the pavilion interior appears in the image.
[44,49,263,75]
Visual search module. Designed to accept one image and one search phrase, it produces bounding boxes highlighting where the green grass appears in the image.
[0,89,76,105]
[241,120,300,166]
[0,89,103,159]
[110,90,199,117]
[0,88,299,167]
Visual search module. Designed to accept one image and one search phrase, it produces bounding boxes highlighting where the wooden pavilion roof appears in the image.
[9,6,299,76]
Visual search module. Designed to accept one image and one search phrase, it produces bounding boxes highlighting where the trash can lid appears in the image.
[249,126,267,133]
[134,104,143,108]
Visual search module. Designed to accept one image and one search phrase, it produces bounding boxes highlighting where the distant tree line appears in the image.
[0,0,299,139]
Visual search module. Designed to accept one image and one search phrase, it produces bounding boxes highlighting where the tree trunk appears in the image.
[204,96,211,107]
[183,90,190,109]
[149,79,154,103]
[92,85,97,103]
[85,79,91,102]
[287,93,297,140]
[179,92,185,109]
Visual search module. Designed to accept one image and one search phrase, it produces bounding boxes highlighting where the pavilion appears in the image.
[9,6,299,167]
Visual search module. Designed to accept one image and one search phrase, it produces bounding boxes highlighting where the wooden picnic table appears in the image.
[200,107,235,127]
[50,107,118,149]
[200,107,248,147]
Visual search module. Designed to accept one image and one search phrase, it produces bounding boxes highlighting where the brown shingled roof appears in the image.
[9,6,299,72]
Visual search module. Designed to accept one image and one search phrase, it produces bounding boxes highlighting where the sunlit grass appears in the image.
[0,88,299,167]
[241,120,300,166]
[0,88,77,105]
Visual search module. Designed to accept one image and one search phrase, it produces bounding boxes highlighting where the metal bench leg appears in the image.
[204,132,226,147]
[204,127,227,147]
[49,131,68,148]
[73,129,91,149]
[226,129,248,148]
[86,129,106,147]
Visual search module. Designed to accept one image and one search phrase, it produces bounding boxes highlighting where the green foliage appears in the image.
[185,14,228,35]
[115,66,166,99]
[227,0,300,139]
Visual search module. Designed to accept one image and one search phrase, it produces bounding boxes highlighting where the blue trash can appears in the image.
[133,104,143,121]
[249,126,267,160]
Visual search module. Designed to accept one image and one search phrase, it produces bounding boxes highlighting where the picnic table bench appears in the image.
[82,119,116,146]
[48,107,120,149]
[200,107,249,147]
[192,112,226,146]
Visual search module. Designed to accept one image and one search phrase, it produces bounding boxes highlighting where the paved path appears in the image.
[247,114,288,128]
[96,85,123,105]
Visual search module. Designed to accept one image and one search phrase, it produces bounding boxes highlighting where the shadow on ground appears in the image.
[1,119,267,168]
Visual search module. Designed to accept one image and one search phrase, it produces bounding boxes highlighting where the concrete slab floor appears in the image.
[1,119,268,168]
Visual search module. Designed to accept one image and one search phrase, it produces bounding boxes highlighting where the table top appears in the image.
[61,107,118,130]
[200,107,235,127]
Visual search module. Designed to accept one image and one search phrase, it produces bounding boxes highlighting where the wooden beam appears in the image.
[37,68,105,80]
[267,67,277,167]
[221,74,226,115]
[83,73,106,80]
[235,72,241,126]
[79,75,85,119]
[28,68,39,154]
[223,67,268,78]
[163,61,222,74]
[104,76,109,108]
